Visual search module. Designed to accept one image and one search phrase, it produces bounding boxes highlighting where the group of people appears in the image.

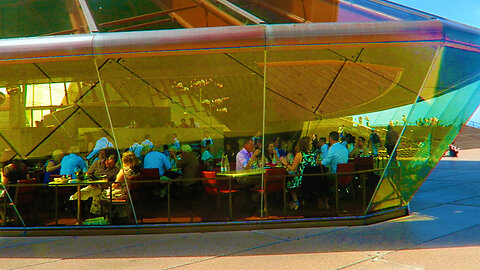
[233,126,400,211]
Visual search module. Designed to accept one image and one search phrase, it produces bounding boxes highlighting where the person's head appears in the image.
[52,149,64,164]
[69,145,80,154]
[225,143,232,151]
[357,136,366,147]
[267,143,275,155]
[168,146,177,156]
[298,136,311,153]
[141,145,153,156]
[243,138,255,152]
[273,137,280,148]
[189,118,195,125]
[98,148,107,160]
[329,131,340,144]
[104,154,118,168]
[181,118,186,124]
[181,144,192,153]
[122,151,139,168]
[172,133,177,139]
[347,134,356,144]
[319,137,327,146]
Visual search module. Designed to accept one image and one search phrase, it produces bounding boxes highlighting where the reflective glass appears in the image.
[0,0,73,38]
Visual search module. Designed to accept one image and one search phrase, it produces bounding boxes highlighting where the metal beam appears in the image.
[77,0,99,32]
[215,0,265,24]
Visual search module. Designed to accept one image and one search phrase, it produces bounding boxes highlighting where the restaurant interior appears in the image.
[0,0,479,234]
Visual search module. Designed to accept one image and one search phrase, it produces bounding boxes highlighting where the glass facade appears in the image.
[0,0,479,229]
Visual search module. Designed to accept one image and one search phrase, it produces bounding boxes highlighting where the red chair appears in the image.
[335,163,356,213]
[252,167,286,217]
[354,156,374,171]
[140,168,160,179]
[201,171,239,219]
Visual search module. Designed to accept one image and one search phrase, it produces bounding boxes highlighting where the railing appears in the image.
[0,165,399,228]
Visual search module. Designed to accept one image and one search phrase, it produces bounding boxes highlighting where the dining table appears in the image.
[48,178,108,225]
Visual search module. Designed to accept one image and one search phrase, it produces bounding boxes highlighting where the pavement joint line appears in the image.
[163,227,346,269]
[411,194,480,212]
[337,219,480,269]
[3,235,190,270]
[0,237,67,250]
[376,258,424,269]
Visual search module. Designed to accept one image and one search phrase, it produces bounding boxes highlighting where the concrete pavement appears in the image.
[1,149,480,269]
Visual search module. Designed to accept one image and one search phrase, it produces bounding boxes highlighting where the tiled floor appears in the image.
[1,150,480,269]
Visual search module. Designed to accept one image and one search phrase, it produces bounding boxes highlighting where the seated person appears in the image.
[44,149,64,184]
[60,146,87,179]
[265,142,279,167]
[168,146,178,169]
[143,147,172,178]
[1,158,27,198]
[236,138,261,172]
[279,136,318,210]
[449,142,459,157]
[349,136,370,158]
[175,144,200,191]
[0,158,27,222]
[201,132,213,147]
[235,138,262,190]
[201,144,214,163]
[321,131,349,173]
[90,151,141,217]
[85,147,120,181]
[86,137,113,162]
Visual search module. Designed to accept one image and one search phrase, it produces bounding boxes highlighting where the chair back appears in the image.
[140,168,160,179]
[201,171,218,195]
[264,167,286,194]
[14,179,38,205]
[354,156,374,171]
[337,163,355,186]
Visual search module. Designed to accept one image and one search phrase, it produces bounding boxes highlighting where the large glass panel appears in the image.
[265,42,440,217]
[94,50,265,222]
[221,0,430,24]
[369,46,480,212]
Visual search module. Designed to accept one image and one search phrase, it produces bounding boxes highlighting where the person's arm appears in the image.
[46,160,61,173]
[281,152,302,172]
[164,155,172,170]
[112,168,125,188]
[244,149,261,170]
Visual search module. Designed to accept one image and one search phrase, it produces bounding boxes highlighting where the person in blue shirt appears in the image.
[201,131,213,147]
[143,149,172,177]
[321,131,349,173]
[129,142,143,158]
[86,137,113,160]
[319,137,329,161]
[60,146,87,179]
[172,133,180,150]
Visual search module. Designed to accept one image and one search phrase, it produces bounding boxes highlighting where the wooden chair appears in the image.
[105,175,142,224]
[251,167,286,217]
[2,179,38,226]
[201,171,239,220]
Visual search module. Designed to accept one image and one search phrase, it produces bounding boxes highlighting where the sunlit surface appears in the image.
[0,0,479,230]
